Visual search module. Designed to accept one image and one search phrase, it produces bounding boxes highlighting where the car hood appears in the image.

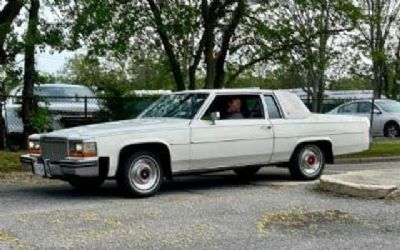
[44,118,190,138]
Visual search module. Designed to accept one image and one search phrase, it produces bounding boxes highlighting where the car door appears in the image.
[356,102,382,134]
[189,94,274,170]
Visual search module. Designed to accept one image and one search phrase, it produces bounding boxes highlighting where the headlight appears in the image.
[69,141,97,158]
[28,139,41,155]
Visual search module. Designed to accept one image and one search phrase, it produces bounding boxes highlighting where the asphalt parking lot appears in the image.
[0,162,399,250]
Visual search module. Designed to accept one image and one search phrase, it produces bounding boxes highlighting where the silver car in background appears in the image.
[3,83,100,134]
[329,99,400,138]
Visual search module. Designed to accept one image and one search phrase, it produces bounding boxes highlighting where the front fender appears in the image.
[106,138,172,177]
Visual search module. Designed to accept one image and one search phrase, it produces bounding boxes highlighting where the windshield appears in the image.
[140,93,209,119]
[378,100,400,113]
[36,86,95,103]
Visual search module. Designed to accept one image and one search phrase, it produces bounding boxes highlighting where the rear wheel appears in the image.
[289,144,325,180]
[234,166,261,179]
[68,177,105,191]
[117,151,163,197]
[384,122,400,138]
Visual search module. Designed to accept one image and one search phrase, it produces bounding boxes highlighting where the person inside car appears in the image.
[223,97,243,119]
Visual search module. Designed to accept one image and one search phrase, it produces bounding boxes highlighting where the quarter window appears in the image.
[264,95,282,119]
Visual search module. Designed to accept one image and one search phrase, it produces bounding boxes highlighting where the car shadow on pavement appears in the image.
[162,171,294,193]
[8,169,299,199]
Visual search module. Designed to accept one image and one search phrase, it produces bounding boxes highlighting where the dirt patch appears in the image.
[0,172,63,185]
[257,209,360,234]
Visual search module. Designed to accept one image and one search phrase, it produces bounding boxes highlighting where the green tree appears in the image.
[0,0,24,64]
[262,0,360,112]
[70,1,289,90]
[354,0,400,98]
[22,0,40,138]
[59,54,176,93]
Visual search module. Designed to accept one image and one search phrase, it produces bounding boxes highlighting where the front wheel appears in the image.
[117,151,163,197]
[289,144,325,180]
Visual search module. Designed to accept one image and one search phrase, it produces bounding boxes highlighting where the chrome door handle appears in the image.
[261,125,272,130]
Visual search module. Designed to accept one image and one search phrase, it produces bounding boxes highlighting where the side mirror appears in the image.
[210,111,220,124]
[373,109,381,115]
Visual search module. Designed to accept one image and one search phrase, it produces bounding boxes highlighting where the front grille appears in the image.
[40,137,68,161]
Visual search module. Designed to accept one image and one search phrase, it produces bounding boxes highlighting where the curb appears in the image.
[319,175,398,199]
[335,156,400,164]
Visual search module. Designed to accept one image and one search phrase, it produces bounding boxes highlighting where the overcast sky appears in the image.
[37,52,71,73]
[16,50,74,75]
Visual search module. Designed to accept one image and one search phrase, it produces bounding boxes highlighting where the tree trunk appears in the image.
[0,0,24,63]
[311,88,318,113]
[188,37,205,90]
[0,0,24,148]
[392,41,400,99]
[202,19,216,89]
[201,0,220,89]
[204,56,215,89]
[147,0,185,90]
[372,60,382,99]
[22,0,40,141]
[213,0,245,89]
[0,80,6,150]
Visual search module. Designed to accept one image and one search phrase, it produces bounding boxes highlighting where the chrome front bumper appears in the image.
[20,155,103,178]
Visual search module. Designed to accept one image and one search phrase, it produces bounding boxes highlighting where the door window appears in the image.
[358,102,372,113]
[338,103,358,113]
[202,95,264,120]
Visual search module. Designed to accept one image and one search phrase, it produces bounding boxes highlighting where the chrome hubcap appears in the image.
[129,156,159,191]
[300,147,322,176]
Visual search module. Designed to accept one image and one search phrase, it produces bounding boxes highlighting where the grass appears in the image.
[0,151,26,174]
[339,140,400,158]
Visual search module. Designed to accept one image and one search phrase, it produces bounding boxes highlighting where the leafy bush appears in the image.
[27,106,53,133]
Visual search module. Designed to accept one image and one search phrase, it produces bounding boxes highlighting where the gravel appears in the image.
[0,163,399,250]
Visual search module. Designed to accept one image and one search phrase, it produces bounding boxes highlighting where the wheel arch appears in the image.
[384,120,400,129]
[117,141,172,180]
[290,139,334,164]
[384,120,399,127]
